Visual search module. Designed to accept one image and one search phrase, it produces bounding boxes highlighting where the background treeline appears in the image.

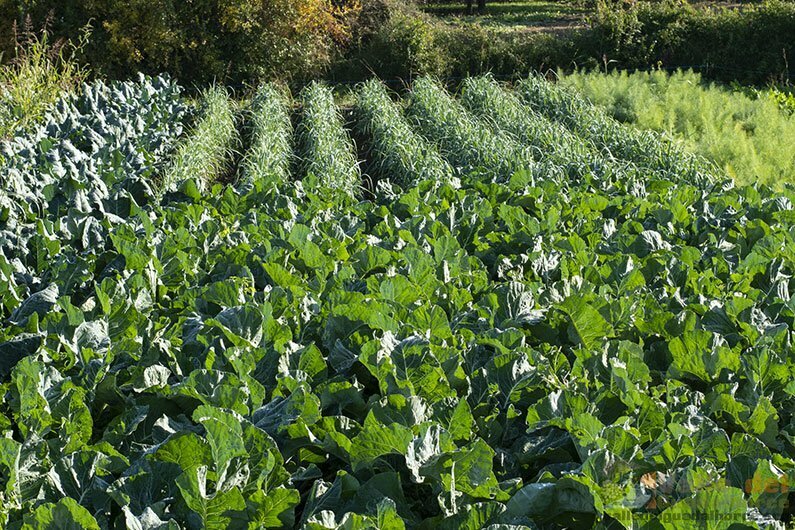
[338,0,795,85]
[0,0,361,84]
[1,0,794,86]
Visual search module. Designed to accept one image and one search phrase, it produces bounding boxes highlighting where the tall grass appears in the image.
[161,86,238,196]
[559,69,795,188]
[0,26,88,138]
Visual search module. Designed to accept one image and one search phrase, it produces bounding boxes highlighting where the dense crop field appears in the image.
[559,69,795,189]
[2,74,795,530]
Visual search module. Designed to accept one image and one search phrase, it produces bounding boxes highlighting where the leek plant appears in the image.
[298,82,360,196]
[407,77,536,183]
[239,84,293,192]
[354,79,453,188]
[162,86,238,196]
[461,75,644,184]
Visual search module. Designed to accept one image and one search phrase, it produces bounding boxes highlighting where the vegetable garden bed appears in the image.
[1,74,793,530]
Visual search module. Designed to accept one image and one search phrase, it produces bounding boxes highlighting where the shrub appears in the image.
[332,2,574,82]
[2,0,793,86]
[1,0,360,85]
[765,86,795,115]
[580,0,795,84]
[439,27,573,79]
[332,0,448,80]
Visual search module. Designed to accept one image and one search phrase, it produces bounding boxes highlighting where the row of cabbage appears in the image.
[0,74,731,326]
[0,74,191,223]
[0,74,724,210]
[0,75,193,323]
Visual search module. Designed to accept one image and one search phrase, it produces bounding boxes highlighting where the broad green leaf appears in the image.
[10,284,59,326]
[668,330,740,383]
[247,487,300,528]
[192,406,247,480]
[175,466,247,530]
[658,484,747,530]
[350,415,413,471]
[154,432,212,472]
[21,498,101,530]
[559,296,613,350]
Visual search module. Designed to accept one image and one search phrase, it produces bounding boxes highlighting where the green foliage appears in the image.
[766,86,795,115]
[338,0,795,86]
[298,82,361,195]
[333,6,573,82]
[460,75,596,167]
[0,27,88,138]
[517,73,716,183]
[0,74,190,227]
[335,0,449,80]
[561,69,795,187]
[5,73,795,529]
[162,86,238,197]
[21,498,101,529]
[582,0,795,85]
[3,0,794,87]
[438,25,571,79]
[0,0,357,85]
[733,82,795,116]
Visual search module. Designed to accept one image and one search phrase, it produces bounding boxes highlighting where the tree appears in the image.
[465,0,486,14]
[0,0,360,84]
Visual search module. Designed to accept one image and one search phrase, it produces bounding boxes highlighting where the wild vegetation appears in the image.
[0,28,88,138]
[2,0,794,85]
[336,0,795,85]
[0,0,360,84]
[2,73,795,529]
